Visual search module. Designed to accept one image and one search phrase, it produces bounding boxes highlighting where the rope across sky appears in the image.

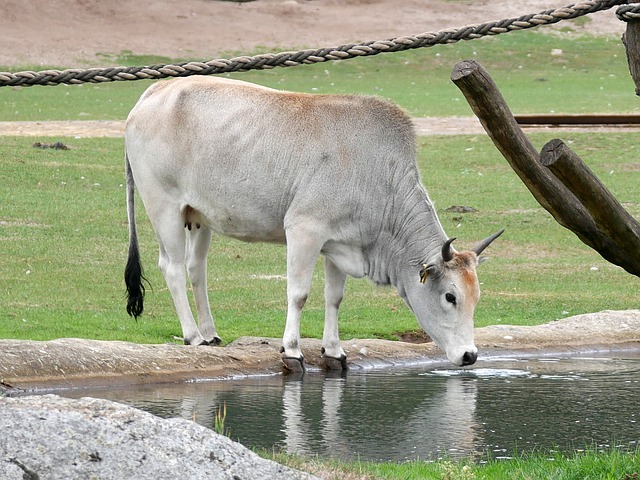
[0,0,637,88]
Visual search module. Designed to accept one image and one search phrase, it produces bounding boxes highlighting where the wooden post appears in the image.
[450,60,597,236]
[451,59,640,277]
[621,11,640,96]
[540,139,640,275]
[540,139,640,241]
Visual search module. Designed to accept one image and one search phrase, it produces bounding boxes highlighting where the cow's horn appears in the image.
[473,229,505,256]
[442,237,456,262]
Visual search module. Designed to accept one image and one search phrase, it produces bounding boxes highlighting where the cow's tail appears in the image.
[124,151,146,319]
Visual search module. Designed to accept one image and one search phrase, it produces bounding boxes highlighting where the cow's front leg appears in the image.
[282,226,324,372]
[322,257,347,370]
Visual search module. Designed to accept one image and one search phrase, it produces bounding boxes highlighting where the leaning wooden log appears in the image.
[541,139,640,269]
[621,15,640,96]
[450,60,596,234]
[540,139,640,240]
[451,59,640,277]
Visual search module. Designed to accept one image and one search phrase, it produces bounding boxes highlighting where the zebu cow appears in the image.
[124,76,503,371]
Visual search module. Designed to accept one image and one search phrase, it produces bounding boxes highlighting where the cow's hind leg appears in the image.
[154,208,209,346]
[281,225,325,372]
[322,258,348,370]
[185,223,222,345]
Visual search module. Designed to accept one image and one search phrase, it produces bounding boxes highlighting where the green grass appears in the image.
[0,31,637,121]
[0,28,638,344]
[0,132,637,344]
[266,446,640,479]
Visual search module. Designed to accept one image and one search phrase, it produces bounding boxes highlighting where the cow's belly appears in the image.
[185,200,287,244]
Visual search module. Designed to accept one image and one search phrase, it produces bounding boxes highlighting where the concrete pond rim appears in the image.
[1,309,639,394]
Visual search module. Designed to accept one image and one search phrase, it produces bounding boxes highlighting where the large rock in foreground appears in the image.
[0,395,317,480]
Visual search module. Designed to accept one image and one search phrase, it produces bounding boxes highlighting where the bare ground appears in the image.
[0,0,625,68]
[4,118,640,138]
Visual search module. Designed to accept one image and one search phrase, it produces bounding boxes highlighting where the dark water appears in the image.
[58,351,640,462]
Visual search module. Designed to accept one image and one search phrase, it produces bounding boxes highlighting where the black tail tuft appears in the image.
[124,150,147,319]
[125,242,147,319]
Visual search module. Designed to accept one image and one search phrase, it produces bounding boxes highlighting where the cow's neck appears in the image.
[367,183,448,287]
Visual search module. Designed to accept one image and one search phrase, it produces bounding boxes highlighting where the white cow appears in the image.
[124,76,502,371]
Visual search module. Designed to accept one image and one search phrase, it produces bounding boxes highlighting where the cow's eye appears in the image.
[445,293,457,305]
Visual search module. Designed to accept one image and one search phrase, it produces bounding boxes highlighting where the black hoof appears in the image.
[207,336,223,346]
[282,356,306,373]
[184,338,211,346]
[322,354,348,370]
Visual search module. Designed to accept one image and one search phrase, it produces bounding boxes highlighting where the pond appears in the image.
[57,351,640,462]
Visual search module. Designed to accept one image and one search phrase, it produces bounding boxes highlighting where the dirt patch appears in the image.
[1,310,638,392]
[0,0,625,68]
[0,120,125,138]
[394,330,432,343]
[2,118,639,138]
[0,119,485,139]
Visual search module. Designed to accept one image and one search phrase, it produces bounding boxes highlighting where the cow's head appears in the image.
[404,230,503,366]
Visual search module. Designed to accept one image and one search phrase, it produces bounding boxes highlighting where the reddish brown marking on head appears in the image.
[448,251,480,305]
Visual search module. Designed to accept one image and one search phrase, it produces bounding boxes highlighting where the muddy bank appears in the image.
[1,310,638,392]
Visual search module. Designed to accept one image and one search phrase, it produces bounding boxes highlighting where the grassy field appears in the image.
[0,130,637,344]
[1,30,639,345]
[1,30,638,344]
[0,31,638,121]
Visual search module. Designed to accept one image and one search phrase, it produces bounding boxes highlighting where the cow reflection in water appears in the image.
[66,371,481,461]
[280,372,480,461]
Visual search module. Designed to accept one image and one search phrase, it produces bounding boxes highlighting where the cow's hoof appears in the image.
[282,356,306,373]
[183,335,223,346]
[322,354,348,370]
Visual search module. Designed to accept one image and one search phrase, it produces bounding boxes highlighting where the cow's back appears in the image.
[125,76,418,244]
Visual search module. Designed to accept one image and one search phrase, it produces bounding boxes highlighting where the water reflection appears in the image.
[57,352,640,462]
[276,371,481,461]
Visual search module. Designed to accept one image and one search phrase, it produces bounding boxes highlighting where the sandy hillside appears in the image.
[0,0,626,68]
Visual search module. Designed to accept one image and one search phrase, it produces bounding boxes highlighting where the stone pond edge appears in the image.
[1,309,638,392]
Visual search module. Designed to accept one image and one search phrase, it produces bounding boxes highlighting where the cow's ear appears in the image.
[419,263,439,283]
[477,255,490,265]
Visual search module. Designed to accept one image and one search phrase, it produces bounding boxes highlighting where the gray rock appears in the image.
[0,394,318,480]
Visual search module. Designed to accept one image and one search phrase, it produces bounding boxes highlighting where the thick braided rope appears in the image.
[0,0,628,88]
[617,2,640,19]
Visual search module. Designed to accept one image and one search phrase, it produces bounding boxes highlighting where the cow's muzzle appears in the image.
[461,350,478,366]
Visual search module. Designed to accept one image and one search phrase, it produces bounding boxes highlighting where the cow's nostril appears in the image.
[462,351,477,366]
